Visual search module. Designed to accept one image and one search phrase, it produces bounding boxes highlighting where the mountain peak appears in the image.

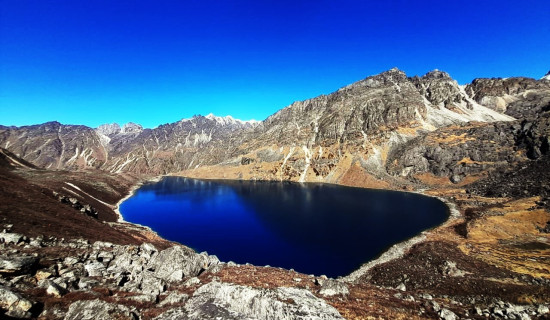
[121,122,143,134]
[422,69,452,80]
[204,113,260,126]
[541,71,550,81]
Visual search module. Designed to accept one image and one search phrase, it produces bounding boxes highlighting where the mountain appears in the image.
[0,68,548,187]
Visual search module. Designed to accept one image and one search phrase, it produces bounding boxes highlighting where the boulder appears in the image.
[46,280,67,298]
[147,246,209,282]
[0,255,38,274]
[84,261,106,277]
[184,277,201,287]
[182,281,344,320]
[134,271,166,296]
[0,285,33,319]
[0,232,24,244]
[153,308,191,320]
[439,308,457,320]
[159,292,189,306]
[64,299,137,320]
[318,279,349,296]
[127,293,157,303]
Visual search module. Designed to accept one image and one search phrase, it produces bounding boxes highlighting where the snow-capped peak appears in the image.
[541,71,550,81]
[205,113,260,126]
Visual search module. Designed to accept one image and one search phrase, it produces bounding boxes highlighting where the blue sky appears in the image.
[1,0,549,128]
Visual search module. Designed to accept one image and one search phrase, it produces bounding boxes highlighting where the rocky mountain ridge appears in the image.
[1,68,532,180]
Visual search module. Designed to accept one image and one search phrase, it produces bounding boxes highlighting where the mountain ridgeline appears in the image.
[1,68,549,188]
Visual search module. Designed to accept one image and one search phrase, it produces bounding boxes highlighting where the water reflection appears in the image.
[120,177,448,277]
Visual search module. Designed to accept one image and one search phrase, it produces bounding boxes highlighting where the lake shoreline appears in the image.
[120,174,455,279]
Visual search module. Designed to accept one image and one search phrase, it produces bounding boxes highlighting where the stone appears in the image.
[439,308,457,320]
[147,246,209,282]
[93,241,114,249]
[206,262,224,274]
[84,261,106,277]
[396,283,407,291]
[0,232,24,244]
[138,271,166,296]
[0,255,38,274]
[106,251,142,274]
[184,277,201,287]
[450,174,463,184]
[127,293,157,303]
[182,281,344,320]
[159,292,189,306]
[64,299,137,320]
[318,279,349,296]
[439,261,466,277]
[139,243,157,260]
[35,270,52,281]
[153,308,191,320]
[78,277,100,290]
[538,305,549,315]
[0,285,33,319]
[63,257,79,266]
[46,280,66,297]
[97,251,114,264]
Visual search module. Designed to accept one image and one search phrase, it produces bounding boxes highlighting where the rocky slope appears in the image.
[0,68,515,180]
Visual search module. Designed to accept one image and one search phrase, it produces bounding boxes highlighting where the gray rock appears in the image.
[159,292,189,306]
[439,261,466,277]
[520,313,532,320]
[0,285,33,319]
[0,232,24,244]
[147,246,208,282]
[93,241,114,249]
[84,261,106,277]
[538,304,549,315]
[139,243,157,260]
[96,251,114,264]
[319,279,349,296]
[136,270,166,296]
[63,257,79,266]
[184,277,201,287]
[450,174,463,184]
[153,308,191,320]
[439,308,457,320]
[64,299,137,320]
[46,280,66,297]
[206,262,224,274]
[396,282,407,291]
[127,293,157,303]
[183,281,344,320]
[106,250,142,274]
[77,277,99,290]
[0,255,38,274]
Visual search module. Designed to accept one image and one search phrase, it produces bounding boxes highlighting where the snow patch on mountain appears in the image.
[541,71,550,81]
[205,113,261,126]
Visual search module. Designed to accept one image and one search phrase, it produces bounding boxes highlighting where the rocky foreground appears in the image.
[1,224,548,320]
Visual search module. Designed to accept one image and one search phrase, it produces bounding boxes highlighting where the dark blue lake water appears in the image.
[120,177,448,277]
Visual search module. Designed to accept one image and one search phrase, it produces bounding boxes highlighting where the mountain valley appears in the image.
[1,68,549,319]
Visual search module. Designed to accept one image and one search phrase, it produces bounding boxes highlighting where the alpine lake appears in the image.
[120,177,449,278]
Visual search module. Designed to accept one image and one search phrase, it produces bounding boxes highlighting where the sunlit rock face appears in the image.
[1,68,548,185]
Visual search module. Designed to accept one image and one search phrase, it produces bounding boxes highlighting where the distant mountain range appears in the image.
[1,68,549,190]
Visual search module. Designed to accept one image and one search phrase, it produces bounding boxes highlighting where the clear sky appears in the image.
[1,0,549,128]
